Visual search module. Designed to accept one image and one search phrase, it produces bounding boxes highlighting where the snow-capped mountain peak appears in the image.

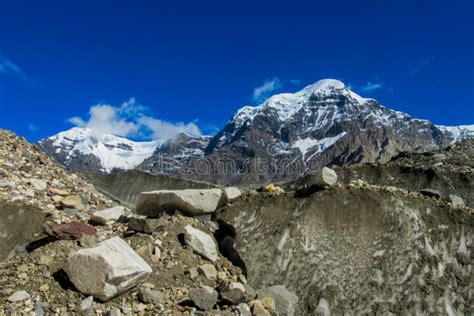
[39,127,161,172]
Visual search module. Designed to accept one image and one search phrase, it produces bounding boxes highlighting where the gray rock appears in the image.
[184,225,218,261]
[315,298,330,315]
[128,217,167,234]
[34,302,45,316]
[236,303,252,316]
[7,290,30,302]
[189,286,218,311]
[63,236,152,301]
[198,263,218,280]
[29,178,47,191]
[80,296,94,311]
[106,307,122,316]
[420,188,441,199]
[136,189,225,216]
[91,206,125,225]
[138,288,164,304]
[220,288,246,305]
[223,187,242,202]
[257,285,299,316]
[448,194,465,207]
[0,179,12,187]
[313,167,338,187]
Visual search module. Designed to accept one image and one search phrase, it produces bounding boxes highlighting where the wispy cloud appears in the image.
[28,123,39,133]
[68,98,202,141]
[252,77,301,102]
[411,56,435,75]
[0,56,37,86]
[360,79,384,93]
[252,77,283,102]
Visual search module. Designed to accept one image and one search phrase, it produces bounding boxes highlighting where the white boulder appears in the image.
[91,206,125,225]
[314,167,338,187]
[223,187,242,202]
[184,225,218,261]
[63,236,152,301]
[136,189,224,216]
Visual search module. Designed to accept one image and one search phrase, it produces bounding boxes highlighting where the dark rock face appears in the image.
[0,201,47,261]
[137,133,212,176]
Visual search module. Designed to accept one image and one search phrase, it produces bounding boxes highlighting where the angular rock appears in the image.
[63,236,152,301]
[257,285,299,316]
[136,189,224,216]
[128,217,167,234]
[220,287,246,305]
[138,288,164,304]
[236,303,252,316]
[8,290,30,302]
[420,188,441,199]
[49,187,70,196]
[189,286,218,311]
[313,167,338,187]
[91,206,125,225]
[198,263,218,280]
[184,225,218,261]
[80,296,94,311]
[315,298,330,316]
[448,194,465,207]
[0,179,12,187]
[43,221,96,240]
[60,195,85,211]
[29,178,47,191]
[223,187,242,202]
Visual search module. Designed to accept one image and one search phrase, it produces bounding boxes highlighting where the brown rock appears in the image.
[43,221,97,240]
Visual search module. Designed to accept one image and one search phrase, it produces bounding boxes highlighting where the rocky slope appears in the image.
[0,129,284,315]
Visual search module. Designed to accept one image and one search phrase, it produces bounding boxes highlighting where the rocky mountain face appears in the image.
[165,79,472,184]
[39,79,473,186]
[37,127,161,173]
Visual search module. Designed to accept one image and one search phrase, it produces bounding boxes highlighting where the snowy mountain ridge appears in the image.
[39,127,161,172]
[39,79,474,182]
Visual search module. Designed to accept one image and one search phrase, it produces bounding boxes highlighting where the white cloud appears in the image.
[361,81,384,93]
[138,116,201,140]
[68,98,202,141]
[252,77,283,102]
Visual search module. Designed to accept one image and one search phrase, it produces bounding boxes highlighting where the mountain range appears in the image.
[38,79,474,184]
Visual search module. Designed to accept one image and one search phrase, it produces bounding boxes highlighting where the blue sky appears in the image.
[0,0,473,142]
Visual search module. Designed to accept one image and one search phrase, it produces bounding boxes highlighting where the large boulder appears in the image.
[184,225,218,261]
[257,285,299,316]
[63,236,152,301]
[313,167,338,188]
[136,189,225,216]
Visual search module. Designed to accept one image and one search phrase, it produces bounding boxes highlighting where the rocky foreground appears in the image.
[0,129,292,315]
[1,128,473,315]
